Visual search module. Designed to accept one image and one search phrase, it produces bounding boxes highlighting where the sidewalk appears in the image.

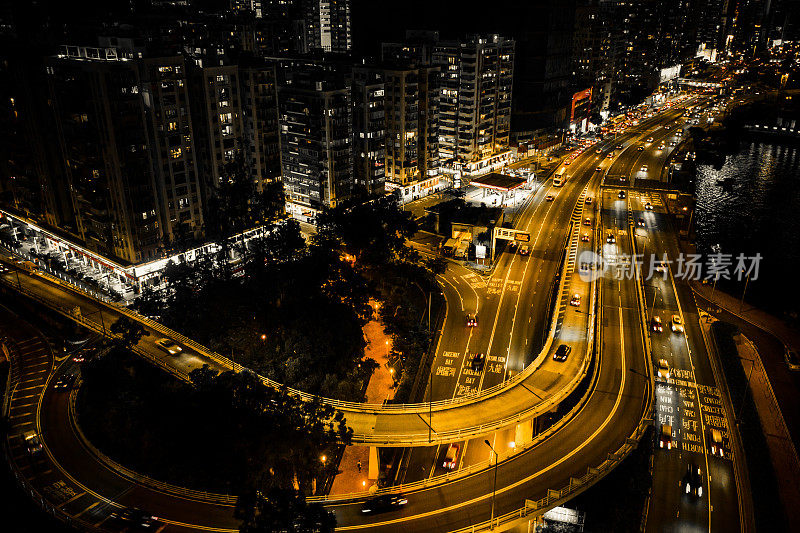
[732,332,800,530]
[329,303,395,495]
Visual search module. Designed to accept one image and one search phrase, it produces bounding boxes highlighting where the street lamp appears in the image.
[484,439,498,530]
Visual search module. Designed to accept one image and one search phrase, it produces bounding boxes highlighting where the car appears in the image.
[471,352,486,372]
[710,429,724,457]
[545,194,555,201]
[640,165,648,172]
[24,432,43,455]
[72,352,86,363]
[361,495,408,514]
[682,463,704,498]
[669,141,677,147]
[676,131,683,137]
[618,190,626,199]
[606,152,613,158]
[659,424,673,450]
[595,166,602,172]
[657,358,670,380]
[443,443,460,469]
[110,508,160,530]
[564,159,571,165]
[616,144,623,150]
[518,245,530,256]
[570,293,581,307]
[581,233,590,242]
[671,314,684,333]
[554,344,571,362]
[644,201,653,210]
[585,197,593,204]
[651,316,663,332]
[54,373,77,391]
[658,143,665,150]
[646,136,654,142]
[595,148,602,154]
[784,349,800,371]
[637,145,644,151]
[466,313,478,327]
[156,338,182,355]
[606,233,615,244]
[637,217,645,227]
[582,217,591,226]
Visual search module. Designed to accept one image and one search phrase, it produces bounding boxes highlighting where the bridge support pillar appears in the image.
[515,419,534,447]
[368,446,379,480]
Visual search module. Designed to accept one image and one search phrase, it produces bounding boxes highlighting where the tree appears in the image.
[109,316,149,349]
[236,489,336,533]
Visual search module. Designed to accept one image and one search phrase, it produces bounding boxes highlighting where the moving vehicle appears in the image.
[644,202,653,210]
[606,233,615,244]
[553,170,568,187]
[640,164,648,172]
[545,194,555,201]
[646,136,654,142]
[54,373,77,391]
[637,217,645,227]
[710,429,724,457]
[24,432,43,455]
[595,166,602,172]
[554,344,571,362]
[581,234,590,242]
[518,245,530,256]
[583,218,592,226]
[361,495,408,514]
[682,463,703,498]
[471,353,486,372]
[659,424,673,449]
[657,358,670,380]
[156,338,183,355]
[637,145,644,151]
[671,314,684,333]
[443,443,460,470]
[784,349,800,371]
[466,314,478,328]
[570,293,581,307]
[110,508,161,530]
[585,197,593,204]
[651,316,663,332]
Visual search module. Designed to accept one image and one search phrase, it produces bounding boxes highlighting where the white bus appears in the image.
[553,169,568,187]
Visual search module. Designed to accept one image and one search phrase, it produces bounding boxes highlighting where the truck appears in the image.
[552,169,568,187]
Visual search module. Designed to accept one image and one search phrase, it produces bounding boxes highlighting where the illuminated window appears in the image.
[168,121,177,131]
[170,147,182,159]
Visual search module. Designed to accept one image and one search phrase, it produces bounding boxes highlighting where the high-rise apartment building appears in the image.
[189,61,245,193]
[239,58,282,191]
[381,64,440,199]
[351,66,386,197]
[278,65,352,221]
[432,34,514,176]
[46,47,162,263]
[139,56,205,250]
[303,0,351,53]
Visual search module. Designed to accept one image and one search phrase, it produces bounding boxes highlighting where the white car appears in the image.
[657,358,670,380]
[640,165,648,172]
[570,293,581,307]
[671,314,684,334]
[156,338,183,355]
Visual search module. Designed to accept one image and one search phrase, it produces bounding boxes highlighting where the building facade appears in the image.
[278,66,353,221]
[382,64,441,199]
[432,35,514,176]
[351,66,386,197]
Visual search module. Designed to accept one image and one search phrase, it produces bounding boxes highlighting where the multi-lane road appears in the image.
[0,94,751,531]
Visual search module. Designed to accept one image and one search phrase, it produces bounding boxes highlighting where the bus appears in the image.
[553,169,568,187]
